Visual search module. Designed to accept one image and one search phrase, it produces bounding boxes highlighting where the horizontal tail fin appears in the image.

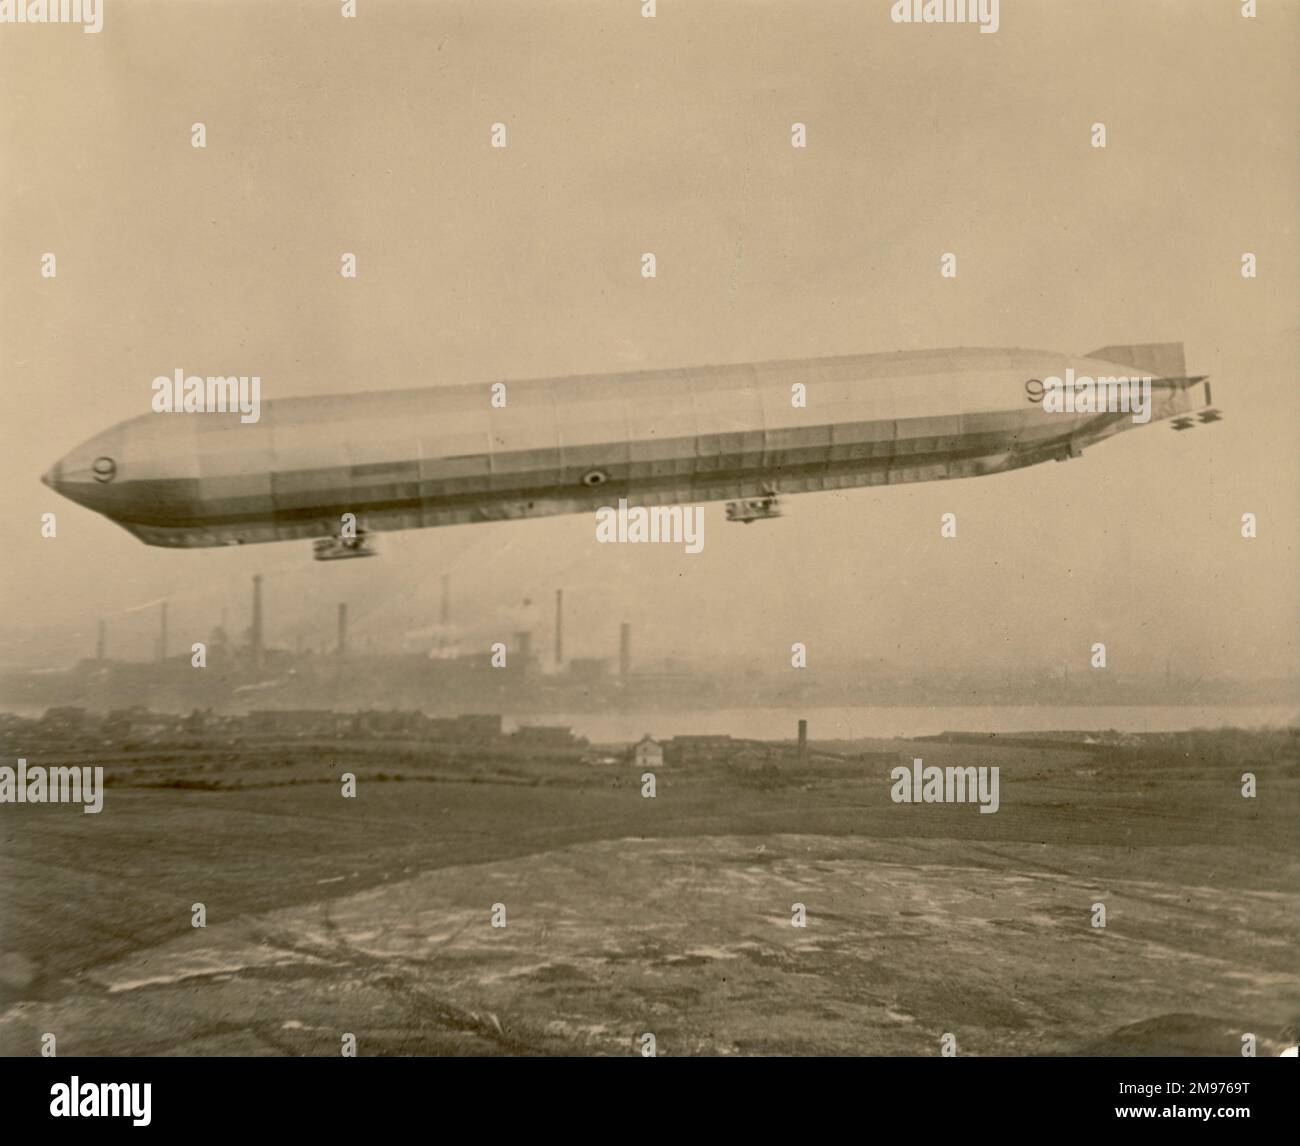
[1082,342,1185,379]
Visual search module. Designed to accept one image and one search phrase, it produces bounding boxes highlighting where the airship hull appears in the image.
[44,345,1209,549]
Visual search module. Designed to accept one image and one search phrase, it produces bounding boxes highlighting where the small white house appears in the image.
[633,734,663,768]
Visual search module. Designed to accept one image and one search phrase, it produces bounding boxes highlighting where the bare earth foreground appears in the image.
[1,730,1296,1055]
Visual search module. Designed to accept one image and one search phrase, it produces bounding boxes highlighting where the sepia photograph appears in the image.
[1,0,1296,1128]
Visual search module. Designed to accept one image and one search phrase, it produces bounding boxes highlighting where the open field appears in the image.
[1,729,1296,1055]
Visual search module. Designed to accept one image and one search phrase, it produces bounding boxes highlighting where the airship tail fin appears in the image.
[1083,342,1186,379]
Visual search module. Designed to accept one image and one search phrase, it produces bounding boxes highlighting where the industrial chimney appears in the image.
[158,602,168,663]
[251,575,264,670]
[797,718,808,758]
[619,622,631,679]
[337,602,348,656]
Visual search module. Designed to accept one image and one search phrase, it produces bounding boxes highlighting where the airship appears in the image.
[42,342,1216,559]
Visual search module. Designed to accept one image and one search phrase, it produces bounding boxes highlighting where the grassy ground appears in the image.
[0,730,1295,1055]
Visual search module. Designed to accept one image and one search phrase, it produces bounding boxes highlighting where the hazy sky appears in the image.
[1,0,1296,681]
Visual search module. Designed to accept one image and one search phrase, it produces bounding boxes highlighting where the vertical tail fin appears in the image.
[1083,342,1186,378]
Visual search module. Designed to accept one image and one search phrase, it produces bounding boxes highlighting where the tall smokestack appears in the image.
[619,622,631,678]
[251,575,264,670]
[554,589,563,668]
[337,603,348,656]
[440,575,450,627]
[159,602,168,663]
[96,619,106,662]
[797,718,808,758]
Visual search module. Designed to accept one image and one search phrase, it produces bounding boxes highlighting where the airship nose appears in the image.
[42,455,86,505]
[42,432,125,510]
